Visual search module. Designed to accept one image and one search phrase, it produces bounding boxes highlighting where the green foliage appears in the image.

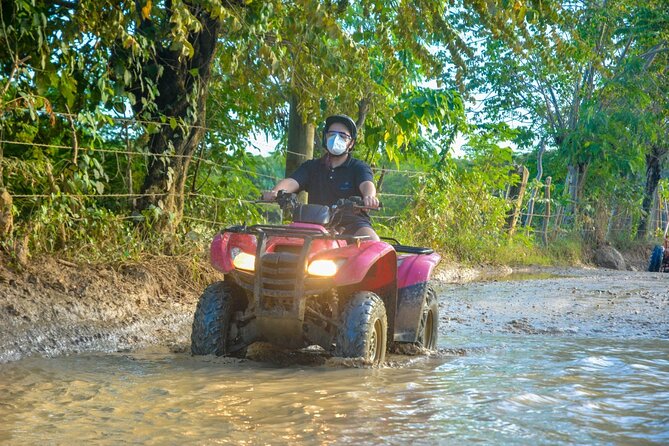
[461,0,668,249]
[1,0,661,269]
[391,139,515,263]
[363,88,467,167]
[544,233,586,266]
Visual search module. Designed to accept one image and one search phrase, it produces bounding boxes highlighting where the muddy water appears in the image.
[0,336,667,445]
[1,270,669,445]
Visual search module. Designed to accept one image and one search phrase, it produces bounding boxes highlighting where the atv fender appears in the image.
[314,241,398,338]
[394,252,441,342]
[397,252,441,289]
[210,232,257,273]
[313,241,397,288]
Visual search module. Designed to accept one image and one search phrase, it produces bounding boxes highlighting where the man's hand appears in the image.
[261,190,278,202]
[362,195,380,209]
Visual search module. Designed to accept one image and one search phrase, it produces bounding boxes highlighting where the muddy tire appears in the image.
[648,245,664,272]
[415,286,439,350]
[191,281,247,357]
[334,292,387,365]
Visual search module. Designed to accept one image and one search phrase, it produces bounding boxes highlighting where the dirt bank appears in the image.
[0,256,219,363]
[1,256,667,363]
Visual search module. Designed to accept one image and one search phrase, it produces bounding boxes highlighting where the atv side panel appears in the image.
[311,241,397,287]
[397,252,441,289]
[394,281,430,342]
[393,252,441,342]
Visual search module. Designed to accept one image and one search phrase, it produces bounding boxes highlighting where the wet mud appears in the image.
[438,267,669,339]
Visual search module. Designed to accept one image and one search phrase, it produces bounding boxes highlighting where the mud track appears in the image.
[1,257,667,364]
[436,267,669,339]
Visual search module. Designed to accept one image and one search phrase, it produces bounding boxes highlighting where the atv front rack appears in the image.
[226,224,370,243]
[224,224,370,326]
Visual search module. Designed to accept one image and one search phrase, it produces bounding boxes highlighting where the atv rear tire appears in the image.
[415,286,438,350]
[191,281,248,357]
[648,245,664,272]
[335,292,387,365]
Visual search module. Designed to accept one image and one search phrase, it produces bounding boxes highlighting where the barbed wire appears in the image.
[8,189,408,221]
[0,139,283,182]
[8,188,645,236]
[281,148,430,177]
[11,109,434,178]
[0,137,435,181]
[11,107,239,138]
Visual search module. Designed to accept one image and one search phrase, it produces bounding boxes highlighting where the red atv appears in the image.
[190,192,441,365]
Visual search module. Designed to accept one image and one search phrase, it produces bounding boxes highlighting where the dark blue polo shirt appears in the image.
[288,155,374,232]
[288,155,374,206]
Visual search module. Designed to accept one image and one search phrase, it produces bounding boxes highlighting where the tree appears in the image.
[2,0,560,239]
[463,0,668,239]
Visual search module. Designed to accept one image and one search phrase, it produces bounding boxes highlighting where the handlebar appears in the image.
[332,196,383,211]
[259,191,381,211]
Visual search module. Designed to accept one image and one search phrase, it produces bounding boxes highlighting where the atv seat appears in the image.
[381,237,434,255]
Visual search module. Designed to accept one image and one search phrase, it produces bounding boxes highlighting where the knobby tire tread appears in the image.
[191,281,245,357]
[335,292,387,364]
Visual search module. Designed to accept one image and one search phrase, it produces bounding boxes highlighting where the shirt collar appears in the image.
[320,153,352,168]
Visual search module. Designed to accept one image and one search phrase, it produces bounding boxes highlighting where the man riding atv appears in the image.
[262,114,381,241]
[190,115,441,366]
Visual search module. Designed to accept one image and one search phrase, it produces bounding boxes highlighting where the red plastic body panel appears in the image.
[265,223,346,255]
[210,222,432,290]
[396,252,441,288]
[211,223,345,274]
[309,241,397,287]
[210,232,257,273]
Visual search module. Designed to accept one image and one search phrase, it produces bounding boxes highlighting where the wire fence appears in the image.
[1,109,424,228]
[0,126,421,229]
[3,110,650,240]
[11,106,430,176]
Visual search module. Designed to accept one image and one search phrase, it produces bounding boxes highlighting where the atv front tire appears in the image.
[648,245,664,272]
[415,286,439,350]
[335,292,387,365]
[191,281,247,357]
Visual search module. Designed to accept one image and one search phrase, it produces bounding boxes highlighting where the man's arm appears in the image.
[262,178,300,201]
[359,180,380,208]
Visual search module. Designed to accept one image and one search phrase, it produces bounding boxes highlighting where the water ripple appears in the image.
[0,336,667,445]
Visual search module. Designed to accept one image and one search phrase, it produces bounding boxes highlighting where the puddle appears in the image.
[1,336,667,445]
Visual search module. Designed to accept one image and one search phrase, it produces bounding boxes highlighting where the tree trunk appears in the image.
[285,96,315,204]
[637,145,666,239]
[133,4,221,232]
[286,95,315,177]
[541,176,552,246]
[564,161,588,226]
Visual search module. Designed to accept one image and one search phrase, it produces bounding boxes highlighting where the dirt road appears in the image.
[437,267,669,339]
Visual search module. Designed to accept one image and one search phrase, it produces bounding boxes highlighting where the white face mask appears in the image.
[326,134,348,156]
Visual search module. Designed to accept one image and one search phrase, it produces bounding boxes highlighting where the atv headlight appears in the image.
[307,259,340,277]
[232,251,256,271]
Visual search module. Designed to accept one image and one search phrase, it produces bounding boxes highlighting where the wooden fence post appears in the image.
[124,123,135,209]
[506,165,530,236]
[541,176,552,245]
[523,140,546,230]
